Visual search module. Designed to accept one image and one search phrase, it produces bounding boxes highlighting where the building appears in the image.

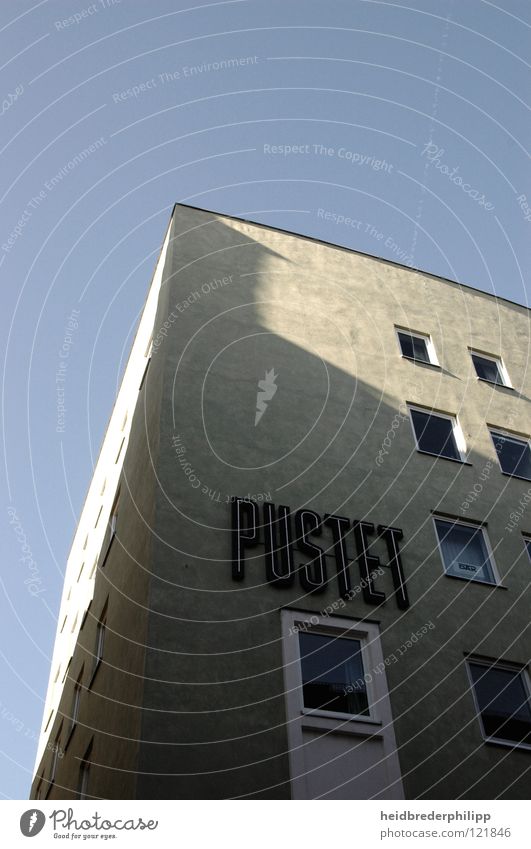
[31,203,531,800]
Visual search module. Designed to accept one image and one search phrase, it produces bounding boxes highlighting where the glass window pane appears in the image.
[470,663,531,745]
[491,432,531,479]
[411,410,460,460]
[472,354,503,384]
[435,520,495,584]
[299,632,369,716]
[525,539,531,561]
[398,332,430,363]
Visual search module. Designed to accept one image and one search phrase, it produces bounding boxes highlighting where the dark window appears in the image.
[491,431,531,480]
[410,409,461,460]
[469,662,531,746]
[78,741,93,799]
[525,538,531,561]
[299,632,369,716]
[397,331,431,364]
[434,518,496,584]
[70,676,82,732]
[471,353,505,385]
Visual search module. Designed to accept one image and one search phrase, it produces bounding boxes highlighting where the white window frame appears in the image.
[432,516,500,586]
[490,428,531,480]
[297,626,375,723]
[408,404,467,462]
[282,611,383,726]
[466,657,531,751]
[469,349,512,388]
[395,326,439,366]
[281,610,404,800]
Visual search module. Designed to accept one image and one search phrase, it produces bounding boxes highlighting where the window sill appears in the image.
[484,736,531,753]
[401,355,440,370]
[444,573,506,589]
[476,377,514,391]
[500,471,531,484]
[301,709,382,738]
[417,449,471,465]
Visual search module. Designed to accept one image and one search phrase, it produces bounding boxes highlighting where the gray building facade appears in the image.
[31,204,531,800]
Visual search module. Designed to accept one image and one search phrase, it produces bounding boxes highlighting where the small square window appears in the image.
[409,406,465,461]
[471,352,510,387]
[468,660,531,748]
[434,518,497,585]
[396,329,437,365]
[491,430,531,480]
[298,631,370,717]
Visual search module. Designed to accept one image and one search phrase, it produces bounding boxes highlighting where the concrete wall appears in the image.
[136,205,531,799]
[33,204,531,799]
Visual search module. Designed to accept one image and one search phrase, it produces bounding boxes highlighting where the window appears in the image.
[70,673,82,733]
[525,537,531,561]
[100,491,119,569]
[409,406,465,461]
[281,610,403,799]
[468,659,531,748]
[94,619,105,670]
[44,710,54,732]
[92,603,107,679]
[491,430,531,480]
[470,351,510,387]
[78,741,93,799]
[109,491,119,537]
[115,437,125,463]
[299,631,370,717]
[139,355,151,390]
[50,724,62,783]
[396,328,437,365]
[434,517,498,585]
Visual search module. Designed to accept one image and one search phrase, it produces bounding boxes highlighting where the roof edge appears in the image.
[172,201,530,315]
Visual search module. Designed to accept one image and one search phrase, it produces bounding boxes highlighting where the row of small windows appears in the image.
[396,327,513,388]
[407,406,531,479]
[36,340,152,800]
[37,601,107,799]
[296,622,531,750]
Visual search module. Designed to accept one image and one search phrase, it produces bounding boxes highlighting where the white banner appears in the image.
[2,800,528,848]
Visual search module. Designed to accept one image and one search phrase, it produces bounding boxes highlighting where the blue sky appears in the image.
[0,0,529,798]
